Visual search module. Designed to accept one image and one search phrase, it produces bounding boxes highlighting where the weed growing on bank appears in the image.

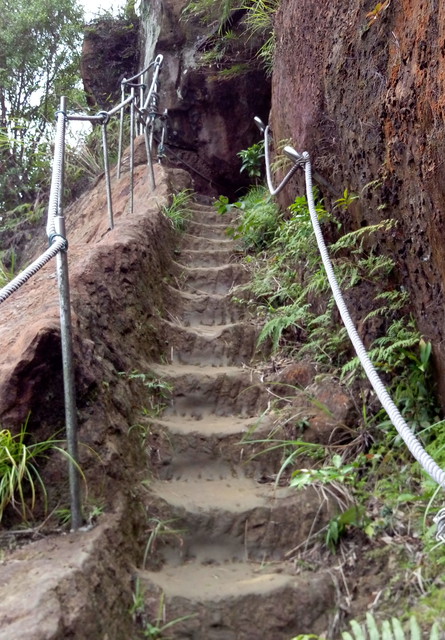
[161,189,194,232]
[0,416,78,523]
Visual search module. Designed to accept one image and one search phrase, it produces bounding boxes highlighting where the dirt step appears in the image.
[180,233,237,251]
[148,412,283,481]
[188,204,236,225]
[148,465,334,558]
[186,220,231,240]
[174,248,241,268]
[152,414,263,438]
[175,263,249,295]
[161,319,257,366]
[149,364,266,418]
[168,288,247,326]
[137,564,334,640]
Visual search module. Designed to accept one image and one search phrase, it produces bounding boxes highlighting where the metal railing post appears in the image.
[144,124,155,190]
[53,96,82,531]
[100,114,114,230]
[117,83,125,179]
[130,86,135,214]
[139,84,144,135]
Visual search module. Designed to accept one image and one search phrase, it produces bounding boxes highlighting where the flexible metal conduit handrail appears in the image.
[254,117,303,196]
[0,55,167,531]
[280,143,445,537]
[0,97,82,530]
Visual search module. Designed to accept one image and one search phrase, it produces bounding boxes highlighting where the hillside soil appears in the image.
[0,165,428,638]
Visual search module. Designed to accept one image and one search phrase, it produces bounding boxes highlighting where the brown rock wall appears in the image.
[272,0,445,403]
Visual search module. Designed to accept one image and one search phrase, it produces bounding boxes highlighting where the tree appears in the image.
[0,0,84,215]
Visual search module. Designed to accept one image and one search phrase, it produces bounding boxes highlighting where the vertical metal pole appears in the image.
[117,84,125,179]
[130,86,135,214]
[101,122,114,230]
[54,97,82,531]
[139,84,144,136]
[144,124,155,190]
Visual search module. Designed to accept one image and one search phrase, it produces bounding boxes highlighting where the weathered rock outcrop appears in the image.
[140,0,271,195]
[80,1,271,196]
[81,15,140,108]
[271,0,445,403]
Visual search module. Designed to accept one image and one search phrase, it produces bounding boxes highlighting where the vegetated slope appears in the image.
[271,0,445,405]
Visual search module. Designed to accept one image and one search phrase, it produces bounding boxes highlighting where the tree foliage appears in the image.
[0,0,84,214]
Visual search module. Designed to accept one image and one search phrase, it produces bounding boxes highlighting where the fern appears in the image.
[363,289,409,323]
[257,302,311,352]
[341,612,440,640]
[331,219,396,253]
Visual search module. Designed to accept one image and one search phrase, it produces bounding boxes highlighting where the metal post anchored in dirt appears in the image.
[53,97,82,531]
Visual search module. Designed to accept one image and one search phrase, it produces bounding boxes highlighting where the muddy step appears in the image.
[186,220,230,240]
[176,263,249,295]
[161,320,257,366]
[168,289,247,326]
[188,204,237,225]
[149,364,267,418]
[147,412,283,481]
[148,464,334,559]
[137,564,334,640]
[180,233,237,252]
[174,248,241,268]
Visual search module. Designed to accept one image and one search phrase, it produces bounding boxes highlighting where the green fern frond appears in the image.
[341,613,440,640]
[331,219,395,253]
[257,303,311,351]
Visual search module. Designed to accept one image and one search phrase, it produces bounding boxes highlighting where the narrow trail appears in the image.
[137,200,336,639]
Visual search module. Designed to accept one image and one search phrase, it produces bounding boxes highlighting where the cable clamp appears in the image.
[98,110,111,125]
[434,508,445,542]
[49,233,68,251]
[55,109,68,123]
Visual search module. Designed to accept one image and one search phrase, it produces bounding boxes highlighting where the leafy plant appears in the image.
[333,188,359,212]
[366,0,391,27]
[226,186,280,251]
[342,612,439,640]
[142,517,184,568]
[119,370,173,417]
[130,583,194,639]
[0,418,69,522]
[161,189,194,232]
[214,194,234,215]
[237,141,265,181]
[0,253,17,287]
[241,0,279,73]
[0,0,85,215]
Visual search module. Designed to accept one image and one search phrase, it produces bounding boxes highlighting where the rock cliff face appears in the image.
[81,1,271,195]
[81,16,140,108]
[139,0,271,195]
[271,0,445,402]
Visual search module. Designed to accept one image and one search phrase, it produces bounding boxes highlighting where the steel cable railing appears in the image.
[256,117,445,539]
[0,55,167,531]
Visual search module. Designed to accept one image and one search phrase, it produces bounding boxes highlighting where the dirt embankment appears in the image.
[272,0,445,404]
[0,148,192,637]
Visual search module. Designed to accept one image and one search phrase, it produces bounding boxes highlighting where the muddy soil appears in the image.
[133,201,341,639]
[0,177,396,639]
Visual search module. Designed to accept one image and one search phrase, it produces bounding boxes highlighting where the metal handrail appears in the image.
[257,118,445,536]
[254,117,303,196]
[118,54,164,186]
[0,54,168,531]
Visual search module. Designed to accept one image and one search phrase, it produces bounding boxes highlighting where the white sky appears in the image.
[80,0,126,21]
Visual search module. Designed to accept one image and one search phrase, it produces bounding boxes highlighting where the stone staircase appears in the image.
[136,201,336,639]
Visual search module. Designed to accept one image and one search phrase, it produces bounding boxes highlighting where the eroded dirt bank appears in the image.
[0,152,192,637]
